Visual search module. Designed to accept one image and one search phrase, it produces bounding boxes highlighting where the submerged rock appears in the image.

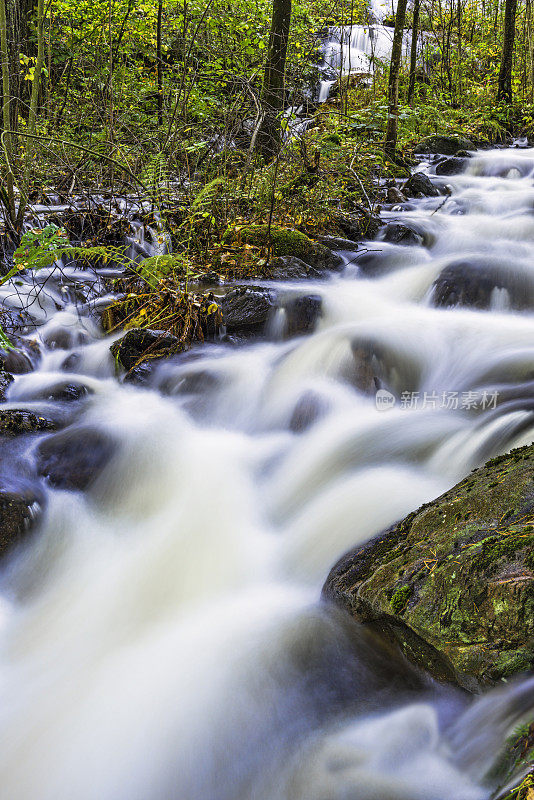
[403,172,441,198]
[414,135,474,156]
[37,427,116,491]
[431,257,534,310]
[323,443,534,690]
[1,349,34,374]
[0,488,43,561]
[222,287,277,336]
[0,336,40,374]
[111,328,181,371]
[289,391,329,433]
[0,371,13,401]
[435,156,469,176]
[283,294,322,337]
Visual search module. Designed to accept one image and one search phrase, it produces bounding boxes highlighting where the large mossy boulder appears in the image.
[225,225,342,271]
[324,443,534,690]
[414,134,474,156]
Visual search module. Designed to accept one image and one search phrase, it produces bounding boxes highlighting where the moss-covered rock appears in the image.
[414,134,474,156]
[110,328,182,371]
[225,225,342,271]
[490,723,534,800]
[323,443,534,690]
[0,410,56,436]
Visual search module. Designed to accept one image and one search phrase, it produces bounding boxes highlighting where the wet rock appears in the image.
[222,288,277,336]
[0,488,43,561]
[351,339,383,395]
[386,186,406,204]
[2,349,34,374]
[268,256,323,281]
[431,258,533,310]
[61,352,81,372]
[289,391,328,432]
[0,371,13,401]
[0,337,40,374]
[0,410,56,436]
[174,369,220,395]
[44,383,89,402]
[224,225,342,271]
[317,235,360,252]
[122,361,156,386]
[284,295,322,337]
[42,327,89,350]
[403,172,441,198]
[414,135,474,156]
[435,156,468,176]
[110,328,181,371]
[323,443,534,689]
[37,427,116,491]
[381,223,424,247]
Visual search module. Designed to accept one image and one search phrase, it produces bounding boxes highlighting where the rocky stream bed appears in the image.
[0,136,533,799]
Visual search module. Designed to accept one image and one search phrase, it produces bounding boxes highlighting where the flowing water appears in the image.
[317,22,427,103]
[1,149,534,799]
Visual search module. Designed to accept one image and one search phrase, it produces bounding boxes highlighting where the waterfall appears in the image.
[317,2,427,103]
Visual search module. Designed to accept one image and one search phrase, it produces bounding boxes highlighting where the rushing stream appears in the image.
[0,149,534,799]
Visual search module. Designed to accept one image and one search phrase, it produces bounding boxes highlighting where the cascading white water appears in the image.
[0,148,534,799]
[317,1,427,102]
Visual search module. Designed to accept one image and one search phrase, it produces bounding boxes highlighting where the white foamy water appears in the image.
[0,149,533,799]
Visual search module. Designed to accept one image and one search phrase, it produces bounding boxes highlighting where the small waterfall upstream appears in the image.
[316,0,427,103]
[0,149,534,798]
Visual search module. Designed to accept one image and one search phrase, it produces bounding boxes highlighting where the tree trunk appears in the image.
[257,0,292,161]
[0,0,15,225]
[384,0,409,159]
[497,0,517,102]
[16,0,45,227]
[528,0,534,98]
[157,0,163,126]
[8,0,36,123]
[407,0,420,105]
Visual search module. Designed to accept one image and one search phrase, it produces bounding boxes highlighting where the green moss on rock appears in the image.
[390,585,412,613]
[225,225,341,270]
[323,442,534,689]
[413,135,474,156]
